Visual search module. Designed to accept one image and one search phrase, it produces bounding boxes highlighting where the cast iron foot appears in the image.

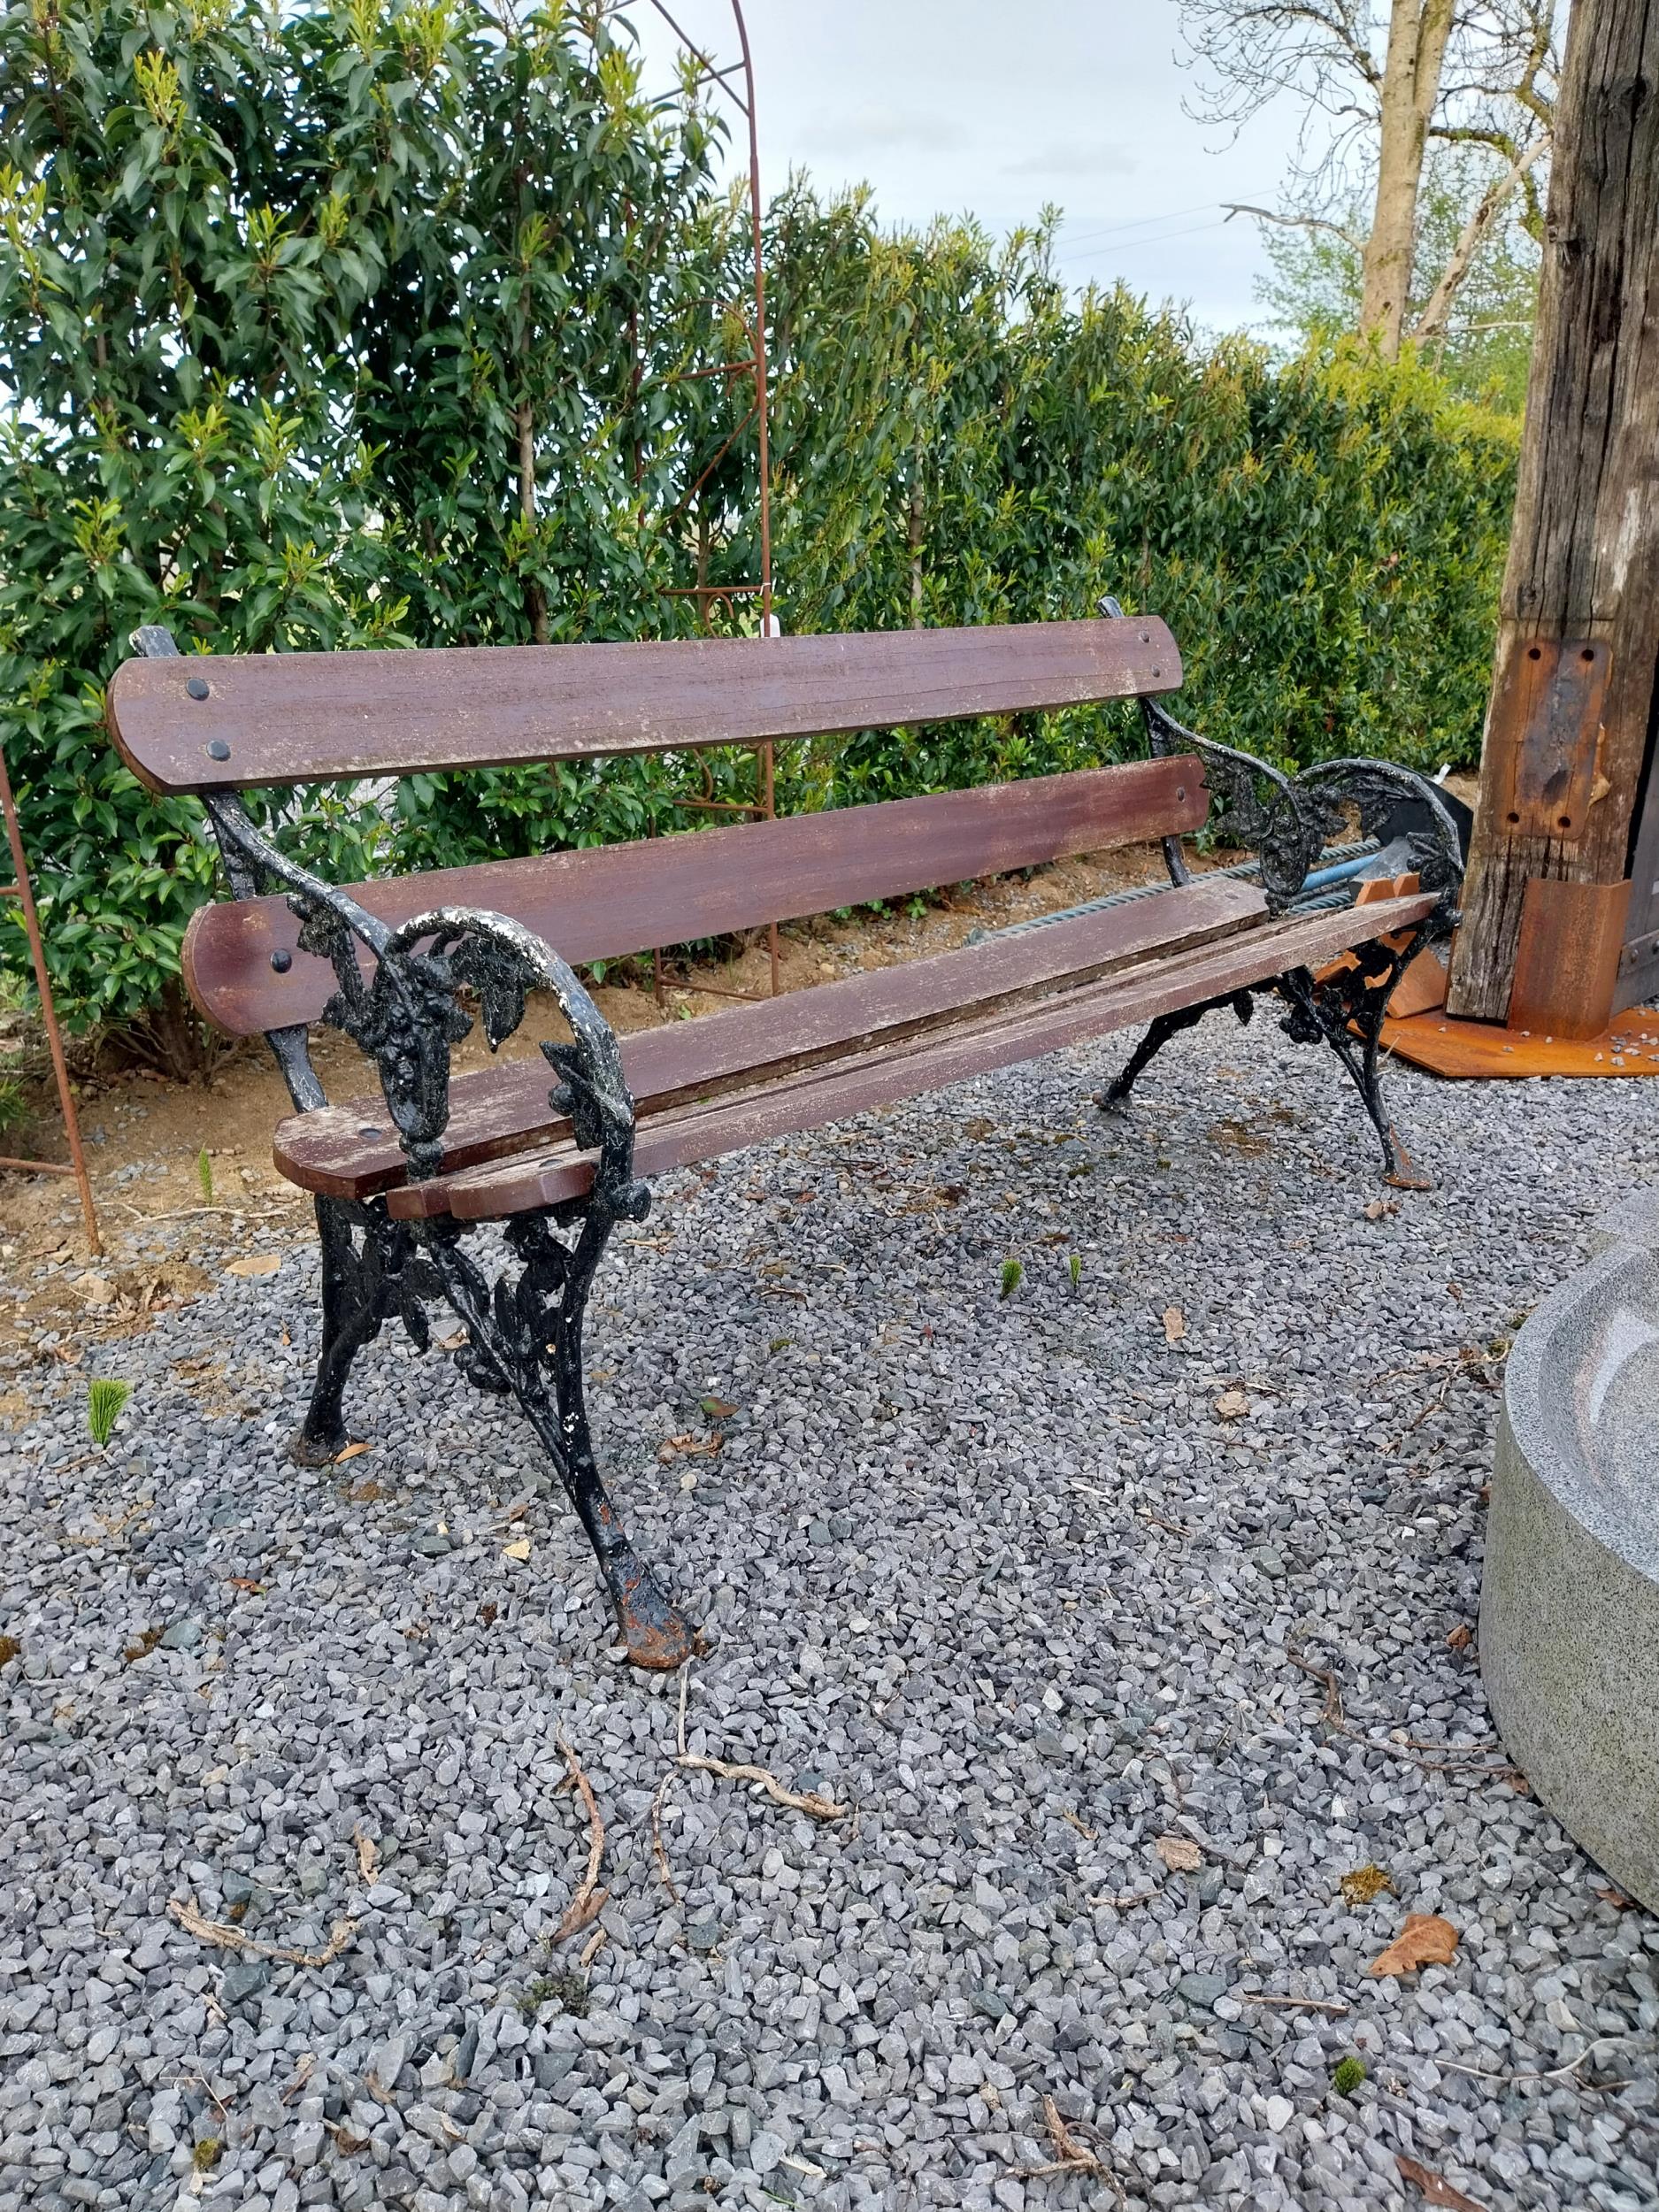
[290,1425,353,1469]
[605,1548,701,1671]
[1382,1129,1432,1193]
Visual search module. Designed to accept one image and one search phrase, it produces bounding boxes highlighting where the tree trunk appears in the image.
[516,397,549,646]
[1359,0,1455,356]
[1447,0,1659,1024]
[908,467,925,629]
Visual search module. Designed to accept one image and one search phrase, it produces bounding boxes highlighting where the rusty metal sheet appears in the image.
[1491,635,1611,841]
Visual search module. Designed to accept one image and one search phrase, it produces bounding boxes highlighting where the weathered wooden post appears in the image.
[1447,0,1659,1036]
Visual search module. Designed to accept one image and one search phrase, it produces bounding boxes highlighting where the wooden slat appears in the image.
[380,893,1438,1222]
[274,872,1265,1201]
[109,617,1182,795]
[184,757,1208,1037]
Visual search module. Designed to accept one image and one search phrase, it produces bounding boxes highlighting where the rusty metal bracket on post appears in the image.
[0,740,101,1252]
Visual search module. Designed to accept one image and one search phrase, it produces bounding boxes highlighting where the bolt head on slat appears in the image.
[207,738,230,761]
[187,676,210,700]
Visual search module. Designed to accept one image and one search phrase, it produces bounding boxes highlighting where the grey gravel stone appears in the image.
[219,1961,269,2005]
[4,1017,1658,2212]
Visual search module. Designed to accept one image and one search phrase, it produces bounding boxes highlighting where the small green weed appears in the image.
[1068,1252,1082,1294]
[1331,2055,1367,2097]
[520,1969,588,2019]
[196,1148,213,1203]
[87,1378,132,1449]
[0,1078,29,1137]
[999,1258,1023,1301]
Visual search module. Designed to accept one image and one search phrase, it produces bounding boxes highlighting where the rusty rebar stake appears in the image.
[0,740,100,1252]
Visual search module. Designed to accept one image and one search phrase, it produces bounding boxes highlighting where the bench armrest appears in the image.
[1141,695,1466,922]
[201,793,647,1217]
[1094,593,1464,925]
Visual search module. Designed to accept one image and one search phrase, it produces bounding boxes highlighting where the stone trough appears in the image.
[1481,1195,1659,1911]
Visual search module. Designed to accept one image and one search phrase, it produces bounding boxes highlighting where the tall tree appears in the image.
[1181,0,1560,356]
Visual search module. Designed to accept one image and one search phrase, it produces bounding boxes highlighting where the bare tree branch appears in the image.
[1225,202,1367,250]
[1412,130,1548,341]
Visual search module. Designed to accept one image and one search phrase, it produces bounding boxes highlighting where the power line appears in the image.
[1054,201,1227,250]
[1055,216,1234,265]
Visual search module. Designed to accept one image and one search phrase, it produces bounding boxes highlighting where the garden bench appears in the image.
[109,609,1463,1668]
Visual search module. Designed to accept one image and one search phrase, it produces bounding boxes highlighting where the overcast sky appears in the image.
[634,0,1311,338]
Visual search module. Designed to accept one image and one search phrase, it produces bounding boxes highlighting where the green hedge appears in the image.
[0,5,1517,1041]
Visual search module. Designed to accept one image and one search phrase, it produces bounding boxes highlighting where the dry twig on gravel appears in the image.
[1240,1991,1351,2016]
[1287,1651,1518,1779]
[650,1770,679,1902]
[550,1734,608,1944]
[673,1661,849,1820]
[1021,2094,1118,2187]
[168,1897,355,1967]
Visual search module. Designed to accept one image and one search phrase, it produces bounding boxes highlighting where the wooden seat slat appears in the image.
[374,892,1438,1223]
[109,618,1181,795]
[274,872,1266,1202]
[184,757,1208,1038]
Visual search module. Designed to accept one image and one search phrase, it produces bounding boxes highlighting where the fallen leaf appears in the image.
[1155,1834,1202,1873]
[1339,1863,1394,1908]
[225,1577,265,1594]
[1367,1912,1458,1978]
[1363,1197,1399,1221]
[347,1480,382,1502]
[334,1442,372,1464]
[1395,2152,1485,2210]
[502,1538,531,1562]
[1214,1387,1249,1419]
[1445,1623,1473,1651]
[226,1255,280,1278]
[438,1331,468,1352]
[699,1396,738,1420]
[1163,1306,1187,1344]
[354,1827,379,1881]
[1594,1884,1634,1909]
[657,1433,722,1463]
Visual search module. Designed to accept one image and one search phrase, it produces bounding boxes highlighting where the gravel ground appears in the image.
[4,1014,1658,2212]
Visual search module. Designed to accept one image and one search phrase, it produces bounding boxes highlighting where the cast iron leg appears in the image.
[291,1196,384,1466]
[1272,964,1430,1191]
[1095,990,1254,1112]
[546,1286,696,1671]
[426,1217,697,1671]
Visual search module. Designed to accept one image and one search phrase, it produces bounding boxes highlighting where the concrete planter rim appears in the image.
[1501,1240,1659,1584]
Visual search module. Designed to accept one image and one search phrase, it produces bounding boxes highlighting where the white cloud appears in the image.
[799,105,969,156]
[1004,142,1137,178]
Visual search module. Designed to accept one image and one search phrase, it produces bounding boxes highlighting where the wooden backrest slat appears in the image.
[108,618,1181,794]
[182,755,1208,1036]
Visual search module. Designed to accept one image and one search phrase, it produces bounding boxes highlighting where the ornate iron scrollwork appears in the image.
[1096,594,1465,918]
[1094,595,1463,1187]
[134,624,689,1665]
